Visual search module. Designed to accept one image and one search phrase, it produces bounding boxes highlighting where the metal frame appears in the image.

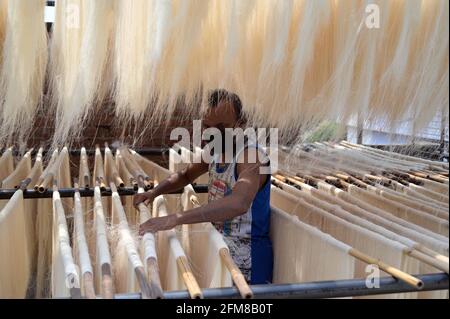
[10,147,170,157]
[0,184,209,200]
[113,273,448,299]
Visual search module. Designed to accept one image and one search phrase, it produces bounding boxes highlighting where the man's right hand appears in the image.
[134,191,155,208]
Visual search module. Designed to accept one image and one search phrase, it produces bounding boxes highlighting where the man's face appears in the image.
[202,100,237,130]
[201,100,238,149]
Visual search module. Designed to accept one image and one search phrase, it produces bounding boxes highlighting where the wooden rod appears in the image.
[282,175,304,188]
[144,179,153,191]
[176,255,203,299]
[271,177,285,189]
[273,174,287,183]
[285,174,306,183]
[303,174,320,186]
[219,248,253,299]
[34,178,43,191]
[343,173,369,188]
[189,194,253,299]
[415,245,449,265]
[349,248,424,289]
[70,287,82,299]
[115,174,125,188]
[137,197,164,299]
[428,175,448,184]
[19,177,32,191]
[364,174,391,186]
[39,173,54,193]
[408,250,449,274]
[97,177,107,191]
[120,148,148,181]
[80,148,91,188]
[146,257,164,299]
[116,152,137,189]
[34,149,59,191]
[83,175,90,189]
[73,179,96,299]
[410,171,448,183]
[94,147,107,190]
[410,171,430,179]
[101,263,114,299]
[82,272,96,299]
[135,266,154,299]
[105,146,125,188]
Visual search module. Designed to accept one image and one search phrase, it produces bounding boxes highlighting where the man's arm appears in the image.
[133,161,209,207]
[139,149,268,235]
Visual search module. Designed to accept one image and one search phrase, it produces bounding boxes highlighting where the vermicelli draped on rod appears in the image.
[0,0,448,300]
[0,143,448,298]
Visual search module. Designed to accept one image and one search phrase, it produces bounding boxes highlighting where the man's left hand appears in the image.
[139,214,178,235]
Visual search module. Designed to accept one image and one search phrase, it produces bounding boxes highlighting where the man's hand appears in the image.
[133,190,155,208]
[139,214,178,235]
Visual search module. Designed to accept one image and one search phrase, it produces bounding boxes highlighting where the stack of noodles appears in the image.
[0,146,252,299]
[0,0,448,147]
[172,146,449,299]
[271,141,449,298]
[0,144,448,298]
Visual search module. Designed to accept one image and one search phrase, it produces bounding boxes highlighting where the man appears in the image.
[135,89,273,284]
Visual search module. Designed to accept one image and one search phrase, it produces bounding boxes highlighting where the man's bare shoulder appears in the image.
[236,147,270,178]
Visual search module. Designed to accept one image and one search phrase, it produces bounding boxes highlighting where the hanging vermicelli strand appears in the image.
[0,1,446,145]
[273,180,449,274]
[270,188,424,298]
[93,183,114,299]
[153,195,203,299]
[35,149,59,298]
[112,0,153,120]
[0,0,47,143]
[51,184,81,298]
[270,205,355,286]
[181,185,251,297]
[0,189,31,298]
[0,0,8,62]
[51,0,114,147]
[72,179,95,299]
[49,0,84,148]
[110,182,154,298]
[136,187,164,298]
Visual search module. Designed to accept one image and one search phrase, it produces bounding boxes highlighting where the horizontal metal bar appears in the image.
[114,273,449,299]
[0,184,209,200]
[65,147,170,156]
[9,147,170,157]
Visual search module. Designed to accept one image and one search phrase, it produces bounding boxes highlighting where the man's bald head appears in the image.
[203,89,243,128]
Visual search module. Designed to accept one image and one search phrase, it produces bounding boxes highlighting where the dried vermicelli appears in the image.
[0,190,31,298]
[0,1,446,145]
[0,0,47,143]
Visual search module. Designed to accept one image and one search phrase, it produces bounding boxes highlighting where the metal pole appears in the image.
[439,106,447,161]
[113,273,448,299]
[11,147,170,157]
[356,114,363,145]
[0,184,209,200]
